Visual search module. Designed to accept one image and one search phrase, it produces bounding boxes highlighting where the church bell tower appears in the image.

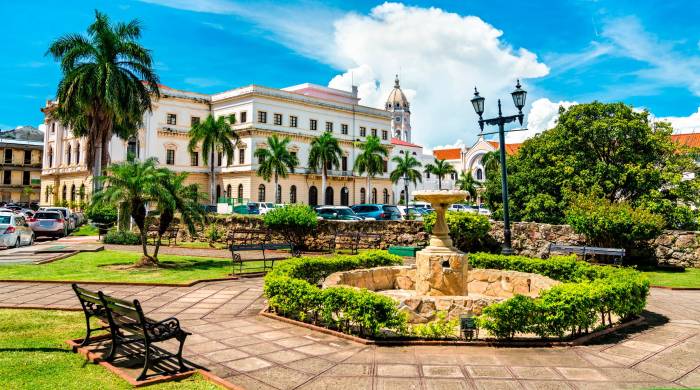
[385,75,411,142]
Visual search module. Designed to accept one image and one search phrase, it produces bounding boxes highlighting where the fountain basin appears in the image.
[323,265,559,323]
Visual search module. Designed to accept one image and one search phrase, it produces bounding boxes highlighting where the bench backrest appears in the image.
[72,283,103,314]
[98,291,147,335]
[228,229,271,247]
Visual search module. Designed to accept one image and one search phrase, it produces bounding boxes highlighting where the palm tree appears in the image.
[308,131,342,205]
[390,153,422,204]
[254,135,298,204]
[354,135,388,203]
[188,114,239,205]
[47,11,160,192]
[424,159,456,190]
[92,158,169,266]
[482,151,500,177]
[456,172,479,201]
[152,172,206,261]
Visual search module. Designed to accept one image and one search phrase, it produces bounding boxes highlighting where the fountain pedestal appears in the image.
[414,190,469,296]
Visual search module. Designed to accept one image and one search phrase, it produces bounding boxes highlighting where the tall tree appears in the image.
[390,153,422,204]
[47,10,160,193]
[456,172,479,201]
[424,159,456,190]
[354,135,388,203]
[308,131,342,205]
[483,102,700,228]
[254,135,298,204]
[187,114,239,205]
[91,158,169,266]
[481,151,500,178]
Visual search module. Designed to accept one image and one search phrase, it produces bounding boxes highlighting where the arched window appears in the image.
[48,147,53,168]
[371,188,377,203]
[360,188,366,204]
[237,184,243,200]
[70,184,76,202]
[79,184,85,202]
[226,184,232,198]
[258,184,266,202]
[476,168,483,181]
[127,137,139,159]
[309,186,318,206]
[340,187,349,206]
[75,145,80,165]
[325,187,334,205]
[276,184,282,204]
[290,185,297,204]
[216,185,221,201]
[62,185,67,201]
[66,144,72,165]
[383,188,390,204]
[400,190,406,204]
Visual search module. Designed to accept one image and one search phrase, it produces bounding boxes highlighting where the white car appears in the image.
[247,202,275,215]
[448,204,469,212]
[478,208,492,216]
[0,212,35,248]
[40,207,76,231]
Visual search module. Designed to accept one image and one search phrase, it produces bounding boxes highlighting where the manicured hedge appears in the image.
[471,253,649,339]
[264,250,407,337]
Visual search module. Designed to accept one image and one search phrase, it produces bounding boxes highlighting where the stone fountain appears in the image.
[322,190,559,323]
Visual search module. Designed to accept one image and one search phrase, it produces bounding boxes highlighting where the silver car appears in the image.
[41,207,76,231]
[29,211,68,237]
[0,212,34,248]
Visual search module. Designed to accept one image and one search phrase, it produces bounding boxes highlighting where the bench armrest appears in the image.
[146,317,184,338]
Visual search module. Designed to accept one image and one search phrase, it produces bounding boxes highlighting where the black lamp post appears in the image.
[470,80,527,255]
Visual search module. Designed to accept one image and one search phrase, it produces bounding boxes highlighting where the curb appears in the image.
[0,276,249,287]
[260,308,646,347]
[651,285,700,291]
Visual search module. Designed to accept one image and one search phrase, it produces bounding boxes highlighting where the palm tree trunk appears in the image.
[274,172,279,204]
[438,176,442,190]
[321,165,327,206]
[93,143,102,194]
[210,149,216,205]
[366,175,371,203]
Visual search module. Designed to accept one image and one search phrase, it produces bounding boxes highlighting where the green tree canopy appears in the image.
[188,114,238,204]
[47,10,160,191]
[483,101,700,228]
[354,135,388,202]
[254,135,298,203]
[308,131,342,205]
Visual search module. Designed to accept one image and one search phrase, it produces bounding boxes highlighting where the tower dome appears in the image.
[385,75,410,111]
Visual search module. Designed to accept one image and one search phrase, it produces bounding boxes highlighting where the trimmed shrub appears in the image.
[472,252,649,339]
[410,311,459,339]
[85,204,117,224]
[263,204,318,251]
[264,250,406,337]
[423,211,490,252]
[565,194,665,248]
[103,229,141,245]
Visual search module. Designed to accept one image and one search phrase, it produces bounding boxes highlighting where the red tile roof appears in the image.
[390,138,422,148]
[487,141,523,155]
[433,148,461,160]
[671,133,700,148]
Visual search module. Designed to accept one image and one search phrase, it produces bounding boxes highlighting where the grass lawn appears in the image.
[0,309,219,390]
[0,250,279,284]
[176,241,228,250]
[70,224,99,236]
[642,267,700,288]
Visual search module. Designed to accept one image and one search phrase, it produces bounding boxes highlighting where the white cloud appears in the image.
[38,124,47,133]
[655,108,700,134]
[432,139,467,150]
[507,98,577,143]
[326,3,549,148]
[201,21,224,31]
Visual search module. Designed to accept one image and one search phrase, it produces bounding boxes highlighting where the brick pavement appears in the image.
[1,280,699,390]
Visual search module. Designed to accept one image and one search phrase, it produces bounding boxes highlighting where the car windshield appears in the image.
[47,208,68,217]
[336,208,354,215]
[35,212,61,219]
[383,205,399,213]
[0,216,10,224]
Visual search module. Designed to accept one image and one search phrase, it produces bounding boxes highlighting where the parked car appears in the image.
[28,211,68,237]
[0,212,34,248]
[247,202,275,215]
[316,206,363,221]
[448,204,470,212]
[350,204,401,221]
[478,207,492,216]
[398,206,425,221]
[40,207,76,231]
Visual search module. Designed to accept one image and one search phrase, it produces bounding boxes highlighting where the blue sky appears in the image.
[2,0,699,147]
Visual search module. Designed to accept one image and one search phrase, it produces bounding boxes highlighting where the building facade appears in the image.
[41,83,395,207]
[0,127,43,204]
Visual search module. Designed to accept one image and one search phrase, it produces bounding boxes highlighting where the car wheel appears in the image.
[29,235,34,246]
[14,238,20,248]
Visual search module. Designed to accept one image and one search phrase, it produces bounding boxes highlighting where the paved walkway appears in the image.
[1,280,699,390]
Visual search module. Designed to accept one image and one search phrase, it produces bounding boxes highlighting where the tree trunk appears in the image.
[438,175,442,190]
[93,143,102,194]
[366,175,371,203]
[321,165,327,206]
[210,149,216,205]
[274,172,279,204]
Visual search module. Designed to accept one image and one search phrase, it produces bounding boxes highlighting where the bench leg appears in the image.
[137,342,151,381]
[176,333,188,373]
[79,315,93,347]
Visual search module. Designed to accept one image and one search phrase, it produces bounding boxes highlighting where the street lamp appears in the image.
[470,80,527,255]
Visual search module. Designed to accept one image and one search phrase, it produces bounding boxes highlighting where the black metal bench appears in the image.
[147,225,180,246]
[548,243,625,265]
[71,283,190,381]
[93,222,114,240]
[228,229,298,275]
[98,291,190,381]
[72,284,111,347]
[329,231,383,254]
